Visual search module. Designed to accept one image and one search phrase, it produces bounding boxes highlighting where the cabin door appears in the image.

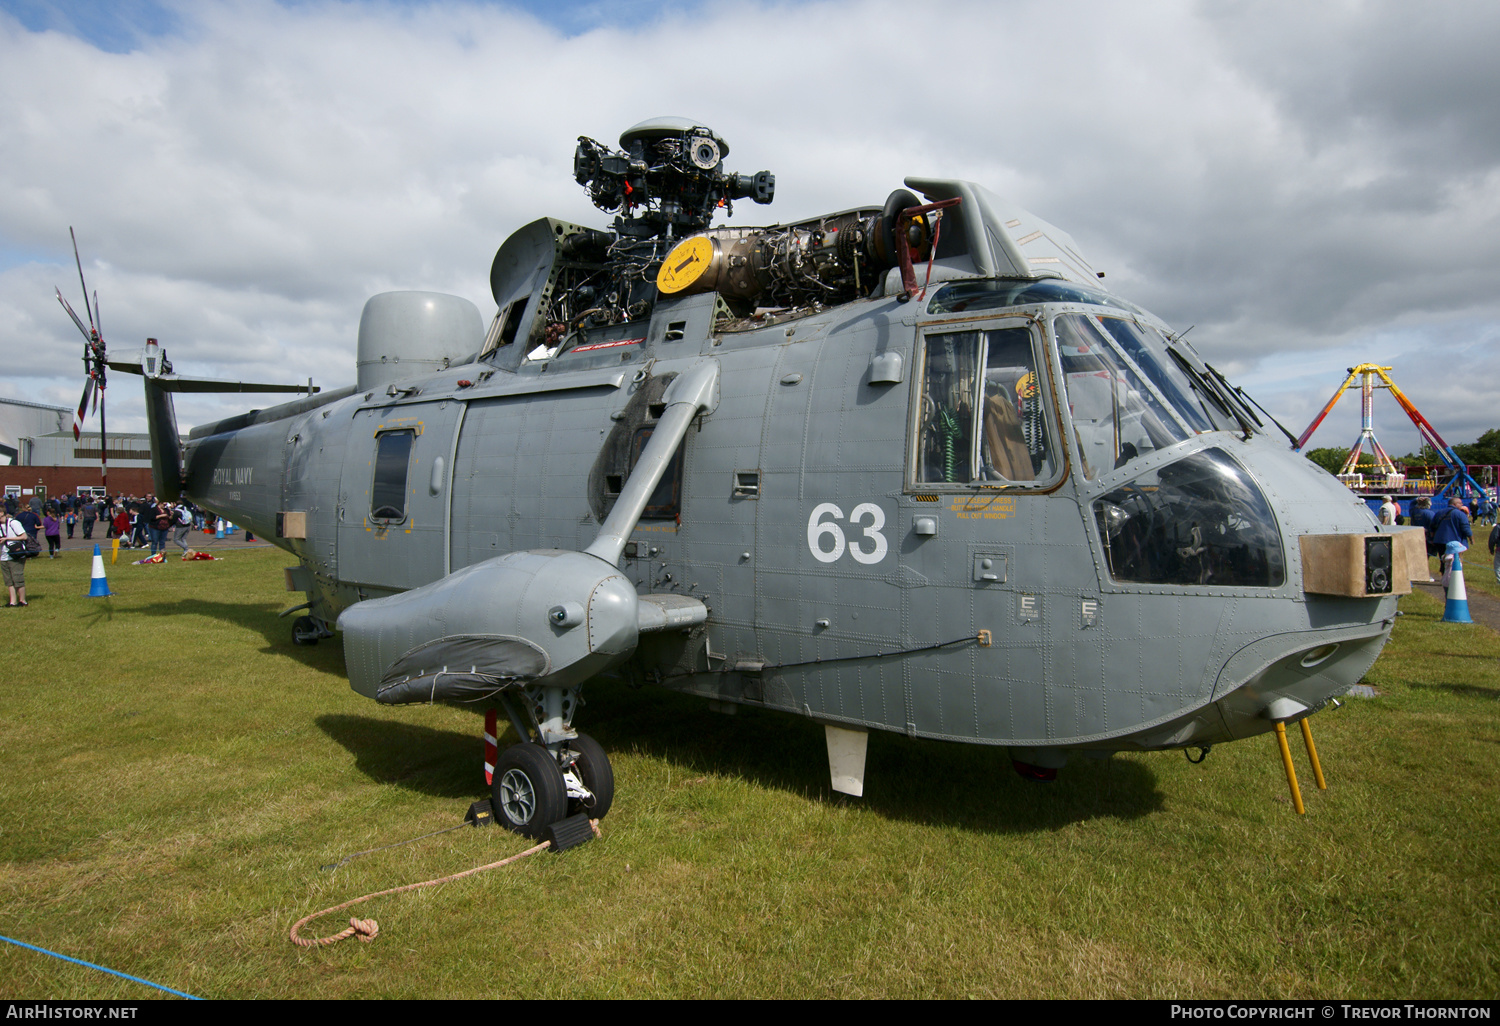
[338,401,458,592]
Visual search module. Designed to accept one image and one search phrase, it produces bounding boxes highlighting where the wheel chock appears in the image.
[465,799,495,828]
[543,813,595,853]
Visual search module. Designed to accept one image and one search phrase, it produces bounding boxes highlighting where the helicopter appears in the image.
[115,116,1425,835]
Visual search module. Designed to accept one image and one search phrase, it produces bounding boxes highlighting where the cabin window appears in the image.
[370,430,415,523]
[914,326,1058,486]
[1092,448,1285,588]
[631,427,685,518]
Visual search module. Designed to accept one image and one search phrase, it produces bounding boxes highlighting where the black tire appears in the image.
[565,733,614,821]
[492,743,568,837]
[291,615,318,646]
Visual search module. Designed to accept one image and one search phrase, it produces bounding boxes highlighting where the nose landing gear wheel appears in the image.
[492,743,568,837]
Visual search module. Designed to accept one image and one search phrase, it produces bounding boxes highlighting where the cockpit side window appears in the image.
[1053,314,1191,481]
[914,326,1058,486]
[370,430,415,523]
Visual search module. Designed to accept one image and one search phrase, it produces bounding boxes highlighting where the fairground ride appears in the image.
[1293,363,1497,521]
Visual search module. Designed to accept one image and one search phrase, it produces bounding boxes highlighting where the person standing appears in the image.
[1489,520,1499,587]
[148,498,172,557]
[1411,497,1435,556]
[1,508,28,607]
[128,502,147,548]
[171,501,193,554]
[65,506,77,539]
[1378,496,1398,526]
[43,509,61,558]
[1430,496,1473,553]
[82,500,96,539]
[16,505,41,544]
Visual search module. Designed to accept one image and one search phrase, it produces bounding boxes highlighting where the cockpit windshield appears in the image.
[1053,314,1190,480]
[1052,311,1270,482]
[1091,318,1242,434]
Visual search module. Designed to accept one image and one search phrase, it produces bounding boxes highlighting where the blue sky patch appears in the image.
[0,0,719,50]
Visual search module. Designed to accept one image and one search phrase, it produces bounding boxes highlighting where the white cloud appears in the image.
[1,0,1497,459]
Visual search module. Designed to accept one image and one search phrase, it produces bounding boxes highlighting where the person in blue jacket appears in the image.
[1429,496,1473,552]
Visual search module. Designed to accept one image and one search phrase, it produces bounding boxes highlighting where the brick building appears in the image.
[1,398,158,502]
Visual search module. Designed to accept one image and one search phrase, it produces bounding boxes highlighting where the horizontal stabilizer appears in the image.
[110,358,317,394]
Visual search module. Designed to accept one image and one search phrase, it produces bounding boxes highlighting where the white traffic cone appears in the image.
[87,544,112,598]
[1442,542,1472,624]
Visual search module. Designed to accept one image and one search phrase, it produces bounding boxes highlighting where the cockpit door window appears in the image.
[914,325,1059,487]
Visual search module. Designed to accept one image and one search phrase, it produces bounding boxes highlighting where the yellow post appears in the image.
[1300,718,1327,790]
[110,538,119,565]
[1274,722,1305,815]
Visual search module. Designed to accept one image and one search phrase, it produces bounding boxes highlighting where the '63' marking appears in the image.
[807,502,888,565]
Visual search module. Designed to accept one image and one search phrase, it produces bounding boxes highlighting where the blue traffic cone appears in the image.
[215,518,225,539]
[87,544,112,598]
[1442,541,1473,624]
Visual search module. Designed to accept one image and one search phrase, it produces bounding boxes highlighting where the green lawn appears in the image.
[2,548,1497,999]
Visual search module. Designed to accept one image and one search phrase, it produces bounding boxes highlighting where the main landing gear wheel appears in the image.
[492,743,568,838]
[565,733,614,821]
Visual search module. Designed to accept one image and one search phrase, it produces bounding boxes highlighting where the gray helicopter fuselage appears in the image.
[179,206,1402,762]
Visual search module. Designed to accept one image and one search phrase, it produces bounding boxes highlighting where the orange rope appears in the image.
[289,820,601,947]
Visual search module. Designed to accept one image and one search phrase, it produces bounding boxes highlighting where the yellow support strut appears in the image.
[1300,718,1327,790]
[1274,722,1305,815]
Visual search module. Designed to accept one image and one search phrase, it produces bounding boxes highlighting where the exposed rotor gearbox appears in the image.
[574,116,774,238]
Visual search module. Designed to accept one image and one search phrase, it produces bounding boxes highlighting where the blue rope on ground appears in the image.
[0,934,200,1000]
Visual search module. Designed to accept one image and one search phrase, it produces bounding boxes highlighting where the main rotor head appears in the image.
[574,116,774,239]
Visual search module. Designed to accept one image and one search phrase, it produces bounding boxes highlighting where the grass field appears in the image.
[2,547,1498,999]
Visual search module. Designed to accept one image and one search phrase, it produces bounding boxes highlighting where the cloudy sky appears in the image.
[2,0,1498,459]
